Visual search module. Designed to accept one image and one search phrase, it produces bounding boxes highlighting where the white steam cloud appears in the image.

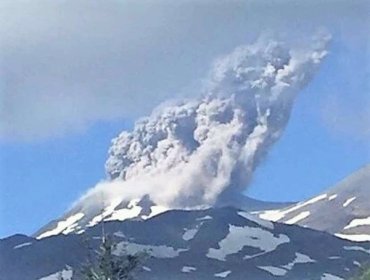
[79,35,330,210]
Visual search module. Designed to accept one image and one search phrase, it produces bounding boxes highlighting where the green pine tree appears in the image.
[351,263,370,280]
[356,268,370,280]
[79,235,143,280]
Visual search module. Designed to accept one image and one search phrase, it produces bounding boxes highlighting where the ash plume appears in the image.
[81,35,330,209]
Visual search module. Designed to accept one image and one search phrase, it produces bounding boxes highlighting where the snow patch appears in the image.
[353,261,361,267]
[258,266,287,276]
[196,215,213,221]
[282,252,316,270]
[38,268,73,280]
[115,241,188,258]
[258,209,286,222]
[207,225,289,261]
[181,266,196,273]
[182,227,200,241]
[37,213,85,239]
[13,242,32,249]
[328,194,337,201]
[114,231,126,238]
[214,270,231,278]
[106,199,142,221]
[142,266,151,272]
[142,205,169,219]
[321,273,344,280]
[88,198,123,227]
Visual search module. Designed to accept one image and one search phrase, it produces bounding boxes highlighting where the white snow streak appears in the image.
[196,215,213,221]
[343,246,370,254]
[259,194,327,222]
[344,216,370,230]
[13,242,32,249]
[343,197,356,207]
[335,233,370,242]
[285,211,310,224]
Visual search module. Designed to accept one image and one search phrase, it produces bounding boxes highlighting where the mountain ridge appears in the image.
[33,194,293,239]
[2,207,370,280]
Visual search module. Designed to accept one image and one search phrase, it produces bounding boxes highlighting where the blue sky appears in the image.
[0,1,369,237]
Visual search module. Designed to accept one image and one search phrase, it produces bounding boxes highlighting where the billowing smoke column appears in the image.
[90,36,329,209]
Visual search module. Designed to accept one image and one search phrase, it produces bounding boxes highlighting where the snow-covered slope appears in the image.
[257,164,370,241]
[34,194,292,239]
[34,195,166,239]
[3,207,370,280]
